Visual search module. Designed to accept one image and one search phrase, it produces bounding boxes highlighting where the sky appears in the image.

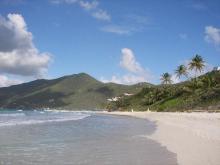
[0,0,220,87]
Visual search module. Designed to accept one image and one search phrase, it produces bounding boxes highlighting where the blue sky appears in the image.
[0,0,220,86]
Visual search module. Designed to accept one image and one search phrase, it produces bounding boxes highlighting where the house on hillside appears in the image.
[107,97,121,102]
[124,93,134,96]
[213,67,220,71]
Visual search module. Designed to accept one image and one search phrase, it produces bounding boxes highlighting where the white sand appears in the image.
[104,111,220,165]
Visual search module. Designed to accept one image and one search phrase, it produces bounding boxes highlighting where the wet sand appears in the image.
[0,113,177,165]
[105,111,220,165]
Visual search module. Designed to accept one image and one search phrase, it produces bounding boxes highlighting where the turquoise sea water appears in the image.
[0,109,177,165]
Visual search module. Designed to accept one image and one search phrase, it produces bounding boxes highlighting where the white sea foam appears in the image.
[0,113,25,117]
[0,111,90,127]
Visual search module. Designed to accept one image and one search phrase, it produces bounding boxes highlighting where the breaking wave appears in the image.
[0,110,90,127]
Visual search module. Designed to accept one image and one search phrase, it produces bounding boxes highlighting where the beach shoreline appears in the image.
[0,110,178,165]
[102,111,220,165]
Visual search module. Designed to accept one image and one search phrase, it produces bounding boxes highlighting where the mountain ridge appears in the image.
[0,73,152,110]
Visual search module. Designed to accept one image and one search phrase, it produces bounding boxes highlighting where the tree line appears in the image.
[161,55,205,85]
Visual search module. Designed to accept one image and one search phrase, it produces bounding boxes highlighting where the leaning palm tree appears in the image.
[188,54,205,78]
[175,64,188,79]
[161,72,172,85]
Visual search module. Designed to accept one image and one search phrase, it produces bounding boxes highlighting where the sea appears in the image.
[0,109,177,165]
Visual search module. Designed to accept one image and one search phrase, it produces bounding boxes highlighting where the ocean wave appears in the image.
[43,109,77,113]
[0,113,25,117]
[0,113,90,127]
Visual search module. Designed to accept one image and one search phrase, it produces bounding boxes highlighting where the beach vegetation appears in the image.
[107,55,220,111]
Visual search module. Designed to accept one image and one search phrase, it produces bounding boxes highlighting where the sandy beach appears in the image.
[104,111,220,165]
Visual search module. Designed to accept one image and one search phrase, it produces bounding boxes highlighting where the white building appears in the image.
[107,97,121,102]
[213,67,220,71]
[124,93,134,96]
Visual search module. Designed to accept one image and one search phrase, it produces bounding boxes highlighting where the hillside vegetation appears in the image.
[107,71,220,111]
[0,73,151,110]
[1,54,219,111]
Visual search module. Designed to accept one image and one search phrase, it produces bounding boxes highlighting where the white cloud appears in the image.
[0,13,51,77]
[101,25,131,35]
[50,0,78,4]
[0,75,23,87]
[92,9,111,21]
[0,14,32,52]
[101,14,149,35]
[51,1,150,33]
[101,48,153,85]
[120,48,143,73]
[101,74,149,85]
[205,26,220,46]
[51,0,98,10]
[79,0,98,10]
[51,0,110,22]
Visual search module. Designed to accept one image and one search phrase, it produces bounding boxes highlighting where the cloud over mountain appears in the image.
[0,75,23,87]
[0,14,51,77]
[101,48,153,85]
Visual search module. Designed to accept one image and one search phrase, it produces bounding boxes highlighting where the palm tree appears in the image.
[188,54,205,77]
[188,54,205,87]
[175,65,188,79]
[161,72,172,85]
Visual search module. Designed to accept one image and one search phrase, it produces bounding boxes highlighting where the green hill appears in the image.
[107,71,220,111]
[0,73,152,110]
[2,71,219,111]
